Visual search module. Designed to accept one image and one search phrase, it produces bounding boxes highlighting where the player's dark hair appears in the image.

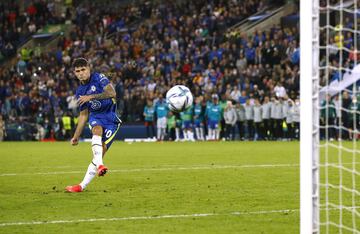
[72,58,89,68]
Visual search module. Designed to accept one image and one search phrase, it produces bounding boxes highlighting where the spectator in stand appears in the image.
[274,82,287,98]
[236,53,247,72]
[238,90,248,105]
[66,90,78,116]
[245,42,256,65]
[230,85,241,102]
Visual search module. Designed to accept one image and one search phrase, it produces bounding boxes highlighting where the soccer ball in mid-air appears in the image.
[166,85,193,112]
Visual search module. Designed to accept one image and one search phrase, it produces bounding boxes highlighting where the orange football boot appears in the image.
[65,184,83,193]
[97,165,108,176]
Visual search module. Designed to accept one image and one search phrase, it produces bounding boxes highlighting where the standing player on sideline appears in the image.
[66,58,122,193]
[193,97,205,141]
[155,94,168,141]
[181,104,195,141]
[206,94,222,140]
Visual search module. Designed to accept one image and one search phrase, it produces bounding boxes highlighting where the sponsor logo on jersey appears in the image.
[89,100,101,110]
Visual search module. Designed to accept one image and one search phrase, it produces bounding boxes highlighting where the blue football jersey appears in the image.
[155,101,168,118]
[207,104,222,122]
[75,72,120,126]
[194,104,204,121]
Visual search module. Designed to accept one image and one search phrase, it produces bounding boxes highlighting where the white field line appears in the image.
[30,161,360,170]
[0,209,298,227]
[1,206,359,227]
[2,162,359,177]
[0,164,299,177]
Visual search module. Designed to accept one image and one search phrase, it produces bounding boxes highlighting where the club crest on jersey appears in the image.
[89,100,101,110]
[91,85,96,92]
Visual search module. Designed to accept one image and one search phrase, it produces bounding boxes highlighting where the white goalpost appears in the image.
[301,0,360,233]
[301,0,319,232]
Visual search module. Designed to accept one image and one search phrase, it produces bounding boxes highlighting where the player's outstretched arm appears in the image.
[78,84,116,105]
[71,109,89,146]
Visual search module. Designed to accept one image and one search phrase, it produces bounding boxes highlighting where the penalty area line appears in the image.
[0,209,297,227]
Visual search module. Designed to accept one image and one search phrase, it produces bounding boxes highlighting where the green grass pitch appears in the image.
[0,141,355,233]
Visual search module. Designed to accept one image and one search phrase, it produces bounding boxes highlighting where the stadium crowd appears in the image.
[3,0,349,142]
[0,1,71,63]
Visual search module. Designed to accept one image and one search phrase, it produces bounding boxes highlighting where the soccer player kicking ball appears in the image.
[66,58,122,193]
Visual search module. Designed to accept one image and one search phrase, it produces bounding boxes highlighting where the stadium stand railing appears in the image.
[226,3,296,38]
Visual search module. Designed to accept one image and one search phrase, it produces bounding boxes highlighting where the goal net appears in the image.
[301,0,360,233]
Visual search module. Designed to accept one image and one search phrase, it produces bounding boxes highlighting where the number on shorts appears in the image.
[105,130,112,138]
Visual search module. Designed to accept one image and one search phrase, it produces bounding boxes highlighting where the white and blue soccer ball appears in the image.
[166,85,193,112]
